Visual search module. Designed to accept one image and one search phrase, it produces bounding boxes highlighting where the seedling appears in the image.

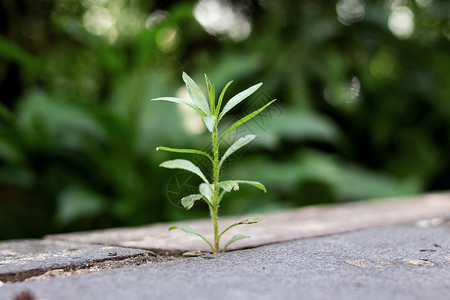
[152,72,276,254]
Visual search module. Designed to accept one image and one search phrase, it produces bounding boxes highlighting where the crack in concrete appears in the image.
[0,252,177,284]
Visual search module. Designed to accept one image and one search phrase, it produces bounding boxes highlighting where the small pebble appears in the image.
[404,259,435,266]
[375,262,392,268]
[345,259,368,268]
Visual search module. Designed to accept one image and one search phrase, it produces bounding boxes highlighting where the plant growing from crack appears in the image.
[151,72,276,254]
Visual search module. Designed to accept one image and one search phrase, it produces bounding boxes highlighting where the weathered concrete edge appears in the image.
[0,250,156,283]
[45,192,450,255]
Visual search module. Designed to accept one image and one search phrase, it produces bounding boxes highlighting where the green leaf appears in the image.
[168,225,214,252]
[205,74,215,115]
[160,159,209,184]
[219,134,256,169]
[56,185,106,226]
[205,73,212,92]
[233,180,267,193]
[202,115,216,132]
[0,102,13,122]
[218,180,266,193]
[199,183,213,204]
[222,234,250,252]
[238,217,263,224]
[181,194,203,210]
[216,81,233,117]
[156,146,213,162]
[182,72,210,116]
[151,97,206,116]
[218,216,263,241]
[219,99,277,144]
[218,83,262,121]
[182,250,206,257]
[218,180,239,192]
[0,35,41,71]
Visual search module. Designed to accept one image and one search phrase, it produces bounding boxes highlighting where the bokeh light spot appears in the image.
[388,6,415,39]
[194,0,252,42]
[156,27,180,53]
[336,0,365,26]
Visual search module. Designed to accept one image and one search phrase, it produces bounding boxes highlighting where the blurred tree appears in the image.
[0,0,449,239]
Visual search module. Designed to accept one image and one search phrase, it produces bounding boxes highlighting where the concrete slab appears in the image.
[46,192,450,254]
[0,240,155,283]
[2,223,450,300]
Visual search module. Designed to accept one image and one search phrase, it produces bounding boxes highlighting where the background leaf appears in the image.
[1,0,448,240]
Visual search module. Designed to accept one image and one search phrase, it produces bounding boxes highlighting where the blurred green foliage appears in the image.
[0,0,449,239]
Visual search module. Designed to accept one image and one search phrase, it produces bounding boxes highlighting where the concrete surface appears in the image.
[1,223,450,300]
[46,192,450,254]
[0,240,154,283]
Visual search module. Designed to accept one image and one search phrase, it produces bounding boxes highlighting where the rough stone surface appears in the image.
[2,223,450,300]
[0,240,154,282]
[46,192,450,254]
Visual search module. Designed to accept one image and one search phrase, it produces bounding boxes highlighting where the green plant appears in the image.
[151,72,276,253]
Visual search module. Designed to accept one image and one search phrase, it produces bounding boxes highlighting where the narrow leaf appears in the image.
[218,83,262,121]
[160,159,209,184]
[156,146,213,162]
[210,83,215,115]
[182,250,206,257]
[202,115,216,132]
[168,225,214,252]
[219,99,277,144]
[182,72,210,116]
[239,217,263,224]
[181,194,203,210]
[234,180,267,193]
[205,74,215,115]
[222,234,250,252]
[218,181,239,192]
[151,97,206,116]
[205,73,213,92]
[216,81,233,117]
[218,216,262,240]
[218,135,256,169]
[199,183,213,204]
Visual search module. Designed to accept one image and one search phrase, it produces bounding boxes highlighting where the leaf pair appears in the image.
[180,180,266,211]
[169,215,263,253]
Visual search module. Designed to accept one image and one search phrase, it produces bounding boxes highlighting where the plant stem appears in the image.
[211,124,220,253]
